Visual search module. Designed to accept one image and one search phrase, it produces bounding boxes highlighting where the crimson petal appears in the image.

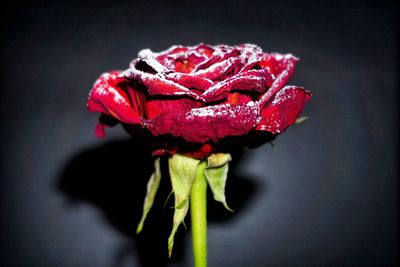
[95,114,119,138]
[146,101,261,143]
[201,69,273,102]
[131,49,170,73]
[87,71,142,125]
[155,44,214,73]
[194,56,244,80]
[192,46,240,72]
[256,86,311,133]
[123,68,204,101]
[260,53,298,77]
[142,97,202,120]
[258,55,298,108]
[165,73,213,91]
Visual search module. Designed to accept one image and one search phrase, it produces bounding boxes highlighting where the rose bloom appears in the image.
[87,44,311,158]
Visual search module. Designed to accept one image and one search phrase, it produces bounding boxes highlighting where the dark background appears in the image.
[1,0,398,266]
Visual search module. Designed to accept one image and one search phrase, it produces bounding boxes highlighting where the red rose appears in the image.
[88,44,311,158]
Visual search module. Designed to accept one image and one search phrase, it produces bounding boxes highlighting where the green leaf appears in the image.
[204,153,233,211]
[207,153,231,168]
[136,158,161,234]
[295,116,308,124]
[168,154,200,257]
[169,154,200,208]
[168,200,189,257]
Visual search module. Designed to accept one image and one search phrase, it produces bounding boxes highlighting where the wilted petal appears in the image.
[146,102,261,143]
[132,49,170,73]
[123,68,204,101]
[155,44,214,73]
[192,43,214,58]
[87,71,142,125]
[156,45,189,68]
[258,55,298,108]
[143,97,202,120]
[192,46,240,72]
[256,86,311,133]
[166,73,213,91]
[260,53,298,76]
[201,69,273,102]
[94,114,119,138]
[194,56,244,80]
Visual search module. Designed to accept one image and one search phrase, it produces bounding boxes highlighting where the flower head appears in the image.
[88,43,311,158]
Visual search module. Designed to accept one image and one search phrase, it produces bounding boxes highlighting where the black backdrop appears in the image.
[1,0,398,266]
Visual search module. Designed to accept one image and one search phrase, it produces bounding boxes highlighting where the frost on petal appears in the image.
[146,102,261,143]
[192,46,241,72]
[259,53,299,77]
[193,43,214,58]
[256,86,311,133]
[123,68,204,101]
[258,55,298,108]
[87,71,142,125]
[237,44,265,71]
[155,44,214,73]
[194,56,244,80]
[166,73,213,91]
[156,45,190,69]
[201,69,273,102]
[132,49,170,73]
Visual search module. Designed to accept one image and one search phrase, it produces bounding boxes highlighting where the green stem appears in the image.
[190,161,207,267]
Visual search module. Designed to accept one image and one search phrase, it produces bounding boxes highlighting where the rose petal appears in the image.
[237,44,265,70]
[94,114,119,138]
[156,45,189,63]
[227,92,253,105]
[201,69,273,102]
[155,44,214,73]
[131,49,170,73]
[260,53,299,77]
[193,44,214,58]
[123,67,204,101]
[165,73,213,91]
[143,97,202,120]
[87,71,142,124]
[256,86,311,133]
[258,55,298,108]
[192,46,241,72]
[146,101,261,143]
[237,43,263,55]
[194,56,245,80]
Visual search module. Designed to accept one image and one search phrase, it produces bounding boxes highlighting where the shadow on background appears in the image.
[57,139,260,267]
